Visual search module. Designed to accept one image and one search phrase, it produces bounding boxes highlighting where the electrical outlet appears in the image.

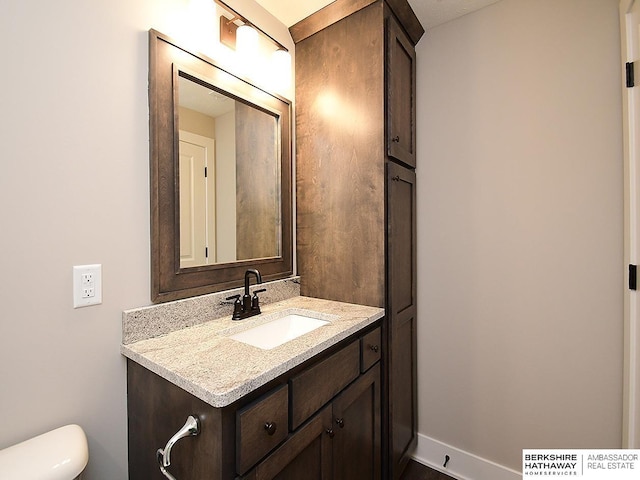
[73,264,102,308]
[81,272,95,298]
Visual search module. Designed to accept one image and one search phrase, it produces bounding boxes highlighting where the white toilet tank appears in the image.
[0,424,88,480]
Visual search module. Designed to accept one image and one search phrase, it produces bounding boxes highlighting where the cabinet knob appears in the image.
[392,135,400,143]
[335,418,345,428]
[369,344,379,353]
[264,422,277,436]
[326,428,335,438]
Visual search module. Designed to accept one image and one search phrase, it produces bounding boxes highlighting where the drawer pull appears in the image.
[392,135,400,142]
[335,418,345,428]
[264,422,277,436]
[369,344,379,353]
[326,428,335,438]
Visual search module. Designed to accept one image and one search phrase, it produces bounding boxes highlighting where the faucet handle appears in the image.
[251,289,267,311]
[226,294,242,319]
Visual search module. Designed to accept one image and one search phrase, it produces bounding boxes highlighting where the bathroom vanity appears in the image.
[136,0,423,477]
[122,293,384,479]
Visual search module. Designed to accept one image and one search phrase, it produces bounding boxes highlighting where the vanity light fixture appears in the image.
[215,0,291,89]
[216,0,288,53]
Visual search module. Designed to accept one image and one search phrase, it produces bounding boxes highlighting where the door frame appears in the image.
[621,0,640,449]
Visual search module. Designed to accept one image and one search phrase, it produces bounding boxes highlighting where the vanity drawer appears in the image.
[361,327,382,372]
[237,385,289,475]
[289,340,360,430]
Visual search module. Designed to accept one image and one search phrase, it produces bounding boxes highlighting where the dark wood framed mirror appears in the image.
[149,29,292,303]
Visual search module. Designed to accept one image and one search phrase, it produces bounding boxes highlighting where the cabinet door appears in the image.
[386,162,417,480]
[127,360,232,480]
[332,363,381,480]
[243,407,333,480]
[386,15,417,169]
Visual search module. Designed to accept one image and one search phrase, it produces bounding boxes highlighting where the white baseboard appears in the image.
[412,433,521,480]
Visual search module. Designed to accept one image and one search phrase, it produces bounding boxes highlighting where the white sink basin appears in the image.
[229,313,330,350]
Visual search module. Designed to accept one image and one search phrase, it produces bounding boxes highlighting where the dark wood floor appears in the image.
[400,460,456,480]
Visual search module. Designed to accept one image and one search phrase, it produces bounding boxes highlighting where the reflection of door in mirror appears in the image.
[178,74,281,268]
[179,131,215,268]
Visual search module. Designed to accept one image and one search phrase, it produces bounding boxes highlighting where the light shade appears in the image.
[236,24,259,58]
[271,48,292,90]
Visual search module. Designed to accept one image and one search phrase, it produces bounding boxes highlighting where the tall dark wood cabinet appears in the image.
[292,1,423,479]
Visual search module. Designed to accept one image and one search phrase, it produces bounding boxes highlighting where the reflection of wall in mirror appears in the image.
[215,109,237,262]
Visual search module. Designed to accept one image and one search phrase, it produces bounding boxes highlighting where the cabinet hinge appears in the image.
[627,62,635,88]
[630,264,637,290]
[204,166,208,177]
[205,246,209,258]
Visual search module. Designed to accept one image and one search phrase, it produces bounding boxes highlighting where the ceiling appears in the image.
[254,0,502,30]
[409,0,502,30]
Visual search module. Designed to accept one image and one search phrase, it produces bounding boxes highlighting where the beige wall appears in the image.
[416,0,623,471]
[0,0,292,478]
[215,110,238,262]
[179,106,217,138]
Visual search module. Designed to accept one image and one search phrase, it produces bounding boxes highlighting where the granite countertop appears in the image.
[121,296,384,408]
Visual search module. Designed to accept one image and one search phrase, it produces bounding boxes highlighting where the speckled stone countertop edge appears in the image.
[121,296,384,408]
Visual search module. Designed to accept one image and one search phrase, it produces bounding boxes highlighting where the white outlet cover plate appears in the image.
[73,264,102,308]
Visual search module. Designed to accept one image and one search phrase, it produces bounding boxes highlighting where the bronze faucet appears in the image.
[227,269,265,320]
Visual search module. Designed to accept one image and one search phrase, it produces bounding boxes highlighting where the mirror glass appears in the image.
[177,74,282,268]
[149,30,292,303]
